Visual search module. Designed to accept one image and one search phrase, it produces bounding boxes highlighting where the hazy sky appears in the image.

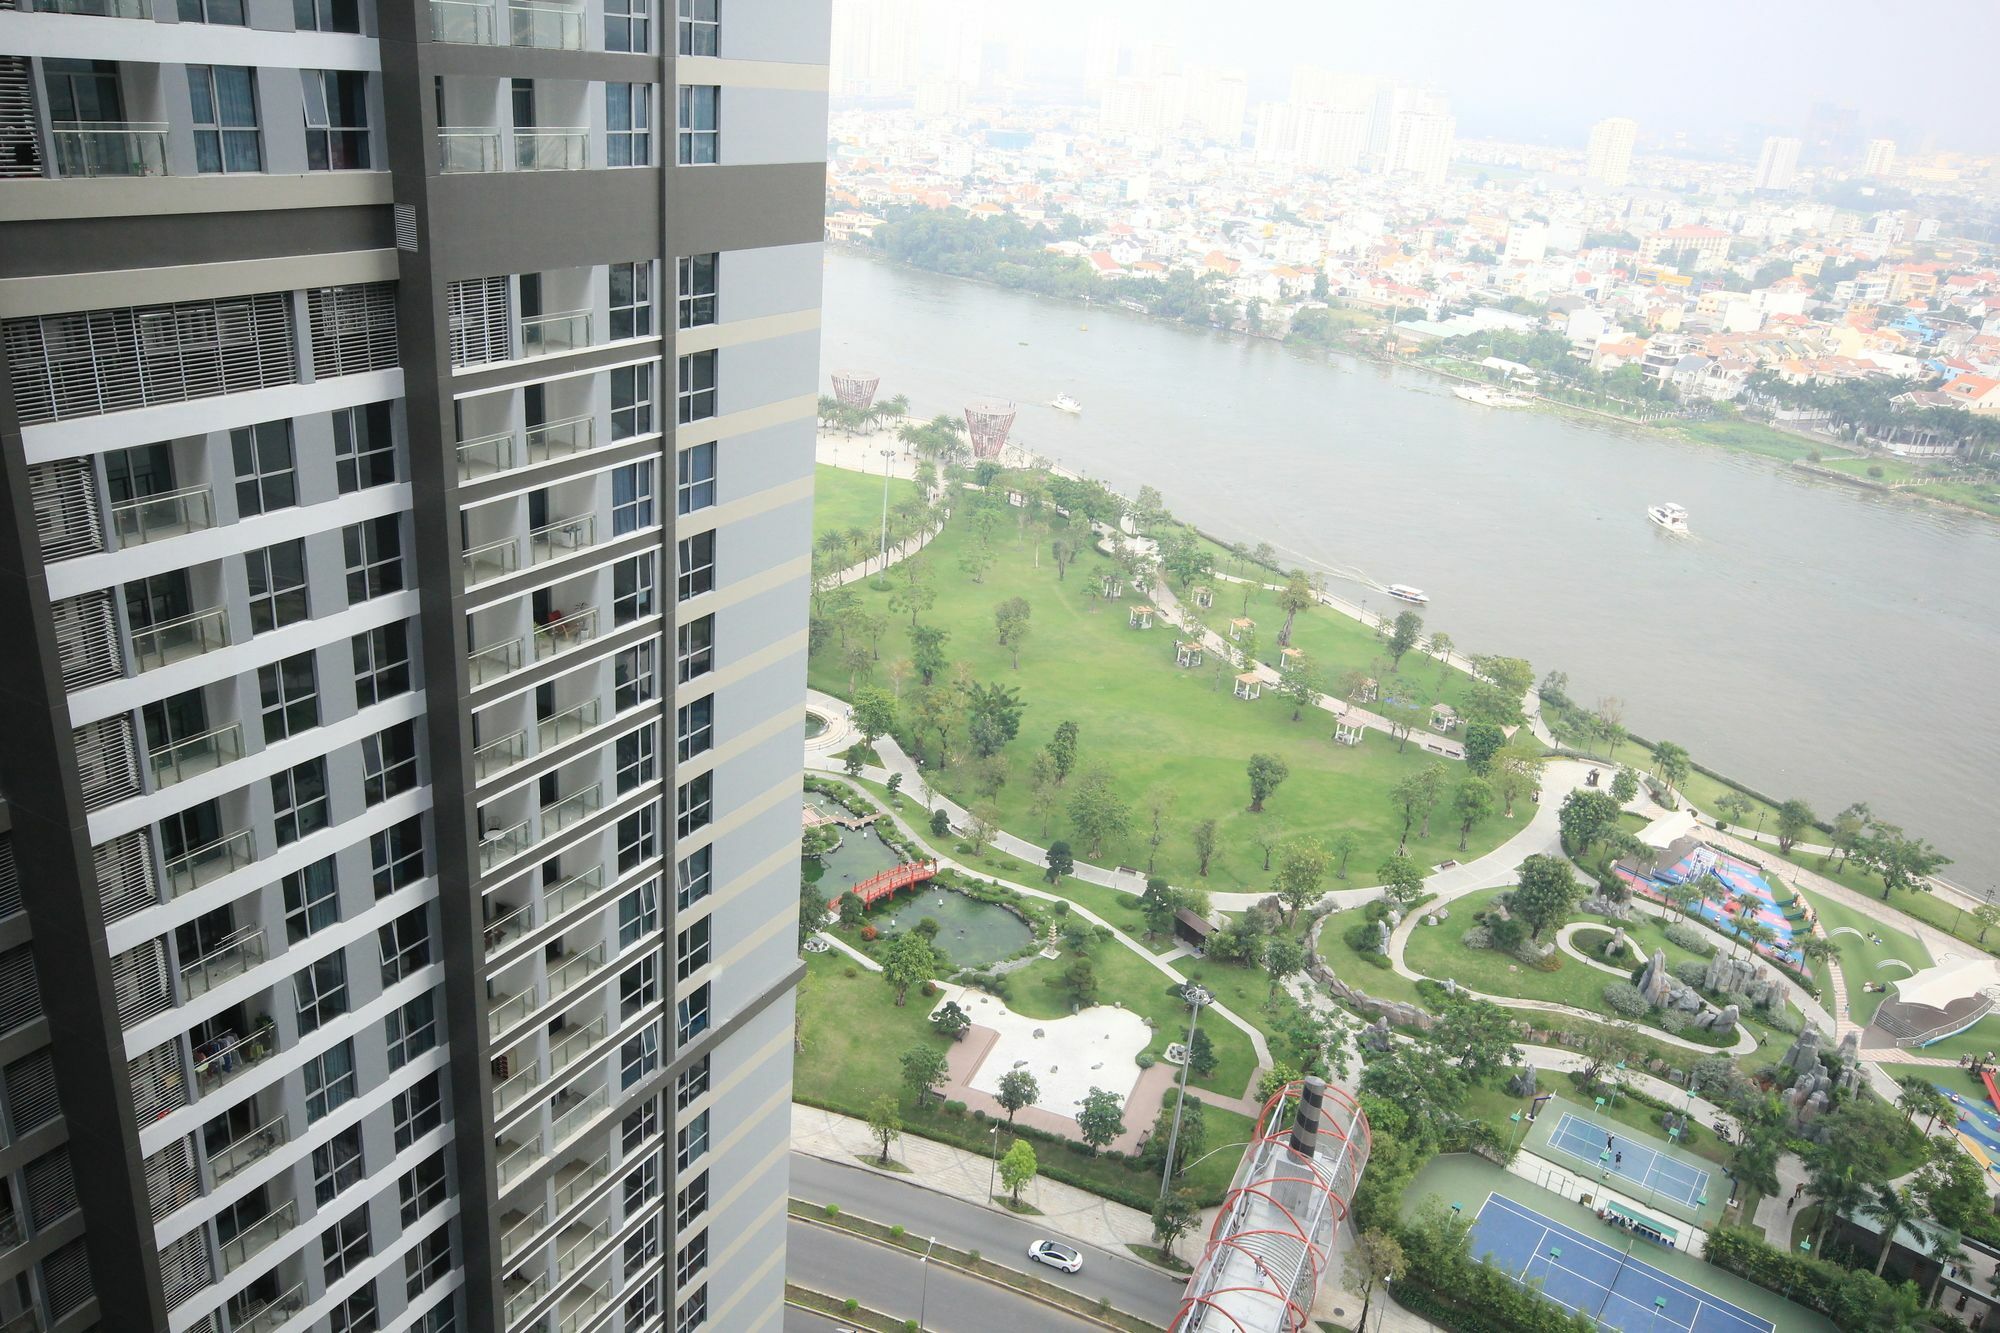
[967,0,1997,152]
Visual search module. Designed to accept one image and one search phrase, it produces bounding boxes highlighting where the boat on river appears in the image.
[1049,393,1082,414]
[1386,584,1430,605]
[1453,384,1531,407]
[1648,503,1690,534]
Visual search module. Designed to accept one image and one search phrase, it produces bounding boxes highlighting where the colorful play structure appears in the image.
[825,858,938,913]
[1614,838,1801,968]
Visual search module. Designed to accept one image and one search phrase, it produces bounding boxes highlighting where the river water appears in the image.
[819,252,2000,885]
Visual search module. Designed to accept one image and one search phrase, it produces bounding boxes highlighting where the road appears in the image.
[786,1218,1106,1332]
[789,1153,1185,1327]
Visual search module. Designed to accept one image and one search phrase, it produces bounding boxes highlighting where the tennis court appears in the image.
[1547,1111,1712,1211]
[1470,1194,1774,1333]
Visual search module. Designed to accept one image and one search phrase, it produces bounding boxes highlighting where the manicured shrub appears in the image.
[1459,925,1494,950]
[1673,959,1709,988]
[1658,1008,1688,1034]
[943,1100,967,1118]
[1663,921,1715,955]
[860,924,879,942]
[1135,1053,1156,1069]
[1601,981,1650,1017]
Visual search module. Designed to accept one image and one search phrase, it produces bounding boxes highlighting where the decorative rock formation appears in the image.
[1506,1063,1538,1098]
[1582,894,1634,921]
[1606,928,1629,960]
[1696,1003,1740,1036]
[1361,1017,1394,1052]
[1374,920,1391,955]
[1638,950,1675,1008]
[1781,1026,1825,1076]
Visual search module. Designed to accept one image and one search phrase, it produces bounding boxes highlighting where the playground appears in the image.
[1616,840,1799,968]
[1520,1097,1726,1233]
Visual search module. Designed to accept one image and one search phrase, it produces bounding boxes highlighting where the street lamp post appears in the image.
[918,1234,938,1330]
[1159,991,1207,1201]
[987,1123,1001,1205]
[877,447,896,570]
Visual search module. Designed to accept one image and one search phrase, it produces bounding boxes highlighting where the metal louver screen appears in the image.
[3,293,296,425]
[73,715,140,812]
[395,202,419,252]
[127,1039,186,1122]
[51,590,121,692]
[0,57,41,181]
[4,1050,60,1133]
[39,1237,93,1318]
[24,1148,76,1229]
[308,282,400,378]
[93,829,157,923]
[110,938,171,1028]
[0,946,41,1036]
[0,833,19,920]
[143,1139,200,1222]
[28,459,101,562]
[448,276,511,367]
[153,1231,209,1310]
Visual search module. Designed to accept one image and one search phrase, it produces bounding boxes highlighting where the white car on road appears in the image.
[1027,1239,1084,1274]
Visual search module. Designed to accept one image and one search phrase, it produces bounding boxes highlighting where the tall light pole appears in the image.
[987,1122,1001,1205]
[877,447,896,569]
[918,1234,938,1330]
[1159,990,1207,1200]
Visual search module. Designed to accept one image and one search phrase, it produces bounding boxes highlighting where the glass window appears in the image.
[674,1229,707,1285]
[675,1053,710,1109]
[611,362,654,439]
[295,0,360,31]
[398,1151,447,1227]
[675,916,710,981]
[378,905,431,985]
[610,261,653,340]
[625,1155,659,1208]
[675,1285,708,1333]
[393,1072,442,1150]
[372,815,425,898]
[677,1108,711,1170]
[386,990,437,1069]
[677,531,715,600]
[619,878,659,948]
[677,350,717,423]
[406,1227,451,1301]
[271,757,330,846]
[625,1216,661,1268]
[620,953,657,1017]
[676,696,713,761]
[321,1205,370,1282]
[675,1168,709,1229]
[612,460,655,535]
[616,724,657,794]
[177,0,246,23]
[623,1100,659,1152]
[258,651,319,743]
[305,1039,357,1122]
[676,846,711,910]
[362,721,419,805]
[678,253,717,328]
[606,0,650,51]
[188,66,261,173]
[312,1124,364,1205]
[607,83,652,167]
[282,857,339,943]
[677,615,714,682]
[302,70,371,170]
[614,641,657,711]
[619,1025,658,1089]
[335,401,396,491]
[344,516,404,602]
[676,773,711,837]
[627,1275,662,1325]
[677,0,717,55]
[294,950,349,1034]
[615,553,657,624]
[245,540,308,634]
[677,983,710,1044]
[677,441,715,514]
[353,621,412,707]
[616,804,657,873]
[232,420,296,516]
[677,86,718,164]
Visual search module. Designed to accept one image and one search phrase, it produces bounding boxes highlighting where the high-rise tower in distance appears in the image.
[1586,116,1637,188]
[0,2,828,1330]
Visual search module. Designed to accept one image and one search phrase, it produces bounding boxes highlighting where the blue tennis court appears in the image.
[1470,1194,1773,1332]
[1548,1111,1711,1210]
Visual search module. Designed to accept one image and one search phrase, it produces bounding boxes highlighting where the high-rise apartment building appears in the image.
[1754,135,1802,191]
[1863,137,1897,178]
[0,6,826,1333]
[1585,116,1637,189]
[1383,97,1454,185]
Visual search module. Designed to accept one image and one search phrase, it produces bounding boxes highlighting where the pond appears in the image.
[804,709,830,740]
[880,889,1036,970]
[803,814,901,887]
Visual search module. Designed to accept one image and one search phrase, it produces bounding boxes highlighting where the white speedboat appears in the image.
[1648,503,1690,534]
[1453,385,1530,407]
[1049,393,1082,414]
[1386,584,1430,605]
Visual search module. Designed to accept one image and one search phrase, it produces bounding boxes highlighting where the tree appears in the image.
[1462,721,1505,774]
[1151,1193,1199,1260]
[1245,753,1290,813]
[1854,821,1950,900]
[908,623,950,686]
[1975,903,2000,944]
[1191,818,1219,877]
[1067,767,1131,858]
[1414,761,1448,838]
[993,596,1032,669]
[1139,877,1175,938]
[899,1044,949,1105]
[1143,1090,1207,1177]
[1610,767,1639,805]
[996,1069,1039,1124]
[851,687,896,751]
[1453,777,1495,852]
[1388,771,1427,852]
[1807,1164,1869,1253]
[964,681,1025,759]
[1652,740,1692,799]
[998,1139,1038,1206]
[1249,818,1290,875]
[1143,787,1178,875]
[1916,1144,1989,1235]
[1559,788,1623,855]
[1386,611,1424,671]
[1186,1026,1217,1078]
[1490,737,1546,816]
[1278,655,1323,721]
[1512,854,1580,940]
[1344,1229,1408,1333]
[882,935,944,1006]
[1377,854,1424,910]
[930,1000,970,1043]
[799,880,829,945]
[1048,535,1077,581]
[1044,840,1074,884]
[1076,1087,1126,1154]
[1058,956,1098,1008]
[1829,803,1869,869]
[1428,630,1454,674]
[1715,792,1754,828]
[1275,571,1315,647]
[889,580,936,627]
[1862,1184,1921,1276]
[1045,720,1080,784]
[866,1095,903,1165]
[1330,830,1361,880]
[1263,935,1306,999]
[1274,838,1329,922]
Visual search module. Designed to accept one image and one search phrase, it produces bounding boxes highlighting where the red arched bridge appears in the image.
[827,859,938,913]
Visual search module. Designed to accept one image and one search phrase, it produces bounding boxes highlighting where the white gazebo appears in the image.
[1234,672,1262,701]
[1176,640,1204,668]
[1430,703,1459,733]
[1100,573,1125,599]
[1353,676,1379,703]
[1129,604,1155,629]
[1334,716,1365,746]
[1193,585,1214,609]
[1229,617,1255,642]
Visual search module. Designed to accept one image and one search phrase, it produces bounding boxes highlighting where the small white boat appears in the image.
[1453,385,1530,407]
[1648,503,1690,534]
[1049,393,1083,414]
[1386,584,1430,605]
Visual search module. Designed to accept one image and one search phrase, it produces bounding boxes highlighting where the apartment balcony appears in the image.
[546,943,605,1002]
[218,1198,296,1274]
[438,127,588,174]
[469,638,525,689]
[516,129,589,172]
[191,1017,276,1099]
[538,698,602,752]
[551,1082,608,1148]
[503,1266,549,1329]
[480,818,533,873]
[456,416,597,482]
[520,311,592,358]
[553,1218,609,1283]
[510,0,585,49]
[529,514,598,565]
[179,924,266,1001]
[465,536,523,587]
[492,1049,544,1117]
[207,1110,287,1189]
[531,608,597,662]
[229,1280,307,1333]
[164,827,256,897]
[111,485,214,547]
[484,896,535,960]
[554,1280,609,1333]
[496,1128,544,1191]
[542,865,604,920]
[148,722,243,789]
[552,1152,608,1213]
[546,1015,606,1079]
[429,0,497,42]
[52,121,168,178]
[475,728,529,781]
[539,783,601,837]
[490,980,537,1036]
[28,0,154,14]
[131,606,231,674]
[502,1202,548,1264]
[0,1208,20,1252]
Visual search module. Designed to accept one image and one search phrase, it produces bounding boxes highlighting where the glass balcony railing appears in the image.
[526,416,596,466]
[496,1133,544,1189]
[532,608,596,661]
[553,1152,608,1213]
[439,127,502,174]
[179,925,265,1001]
[480,818,533,873]
[515,128,588,172]
[192,1018,276,1098]
[556,1282,609,1333]
[543,865,603,920]
[164,827,256,897]
[509,0,584,49]
[110,485,213,546]
[457,430,519,480]
[52,121,168,177]
[519,311,592,357]
[131,606,230,673]
[231,1280,307,1333]
[503,1267,549,1327]
[547,944,605,1000]
[552,1084,608,1147]
[529,514,598,564]
[489,985,536,1036]
[207,1110,287,1188]
[149,721,243,788]
[464,536,521,586]
[547,1015,606,1077]
[553,1219,609,1280]
[468,638,524,688]
[0,1211,21,1252]
[492,1052,544,1116]
[484,898,535,959]
[501,1203,548,1262]
[474,728,529,780]
[539,784,601,836]
[429,0,495,41]
[537,698,601,752]
[218,1198,296,1273]
[30,0,154,14]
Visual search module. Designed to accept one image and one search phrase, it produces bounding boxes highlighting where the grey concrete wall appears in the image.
[718,0,833,65]
[717,87,827,167]
[717,330,819,415]
[716,241,824,323]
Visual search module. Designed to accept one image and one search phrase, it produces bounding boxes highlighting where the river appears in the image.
[818,251,2000,886]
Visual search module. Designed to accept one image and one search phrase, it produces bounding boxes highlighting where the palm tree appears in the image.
[1808,1164,1868,1253]
[1926,1225,1965,1306]
[1896,1077,1931,1125]
[1275,571,1314,648]
[1862,1184,1921,1276]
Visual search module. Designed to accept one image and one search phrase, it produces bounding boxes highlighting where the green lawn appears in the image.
[809,511,1530,894]
[1670,417,1829,464]
[815,462,918,548]
[1896,1012,2000,1065]
[1315,914,1426,1008]
[1791,885,1930,1026]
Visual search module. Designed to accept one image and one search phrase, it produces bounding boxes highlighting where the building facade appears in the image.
[1585,116,1636,189]
[1753,135,1801,191]
[0,4,826,1333]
